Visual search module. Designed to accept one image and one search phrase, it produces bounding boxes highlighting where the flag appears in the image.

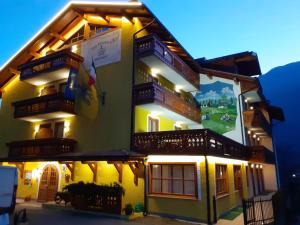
[88,59,97,87]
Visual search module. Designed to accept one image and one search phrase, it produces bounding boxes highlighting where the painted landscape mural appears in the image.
[195,81,237,134]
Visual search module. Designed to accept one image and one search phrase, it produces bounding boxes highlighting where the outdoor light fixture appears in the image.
[260,165,263,169]
[256,165,259,168]
[253,134,257,138]
[247,130,251,134]
[244,99,248,103]
[257,137,260,141]
[250,106,254,110]
[34,125,40,133]
[71,44,78,53]
[151,68,159,77]
[150,111,160,119]
[251,164,254,168]
[175,85,182,93]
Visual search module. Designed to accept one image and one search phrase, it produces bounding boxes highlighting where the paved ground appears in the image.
[11,202,243,225]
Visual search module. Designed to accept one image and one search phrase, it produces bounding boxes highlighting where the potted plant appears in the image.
[123,204,134,216]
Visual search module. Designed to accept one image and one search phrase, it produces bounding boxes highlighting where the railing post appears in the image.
[242,199,248,225]
[213,195,217,223]
[260,197,265,224]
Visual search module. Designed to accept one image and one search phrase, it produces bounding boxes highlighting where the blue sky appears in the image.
[1,0,300,73]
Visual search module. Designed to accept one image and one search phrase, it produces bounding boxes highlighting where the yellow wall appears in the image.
[3,161,144,211]
[135,106,188,133]
[0,19,150,157]
[147,160,249,222]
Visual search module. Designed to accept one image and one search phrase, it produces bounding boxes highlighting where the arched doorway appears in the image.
[38,165,59,202]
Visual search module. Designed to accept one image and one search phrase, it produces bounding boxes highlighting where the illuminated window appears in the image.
[148,116,159,132]
[149,164,196,197]
[234,165,242,191]
[215,165,228,196]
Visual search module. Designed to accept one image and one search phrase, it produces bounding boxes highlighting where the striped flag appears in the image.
[88,59,97,87]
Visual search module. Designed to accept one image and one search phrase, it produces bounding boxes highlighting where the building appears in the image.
[0,1,284,223]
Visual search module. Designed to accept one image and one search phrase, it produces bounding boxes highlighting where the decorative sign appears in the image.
[195,81,237,134]
[24,171,32,185]
[81,29,121,69]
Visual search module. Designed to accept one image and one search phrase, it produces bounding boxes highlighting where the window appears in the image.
[54,122,65,138]
[215,165,228,196]
[148,116,159,132]
[234,165,242,191]
[150,164,196,197]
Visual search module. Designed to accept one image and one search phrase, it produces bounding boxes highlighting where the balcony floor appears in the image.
[17,111,75,122]
[136,104,201,128]
[140,55,198,92]
[22,67,70,86]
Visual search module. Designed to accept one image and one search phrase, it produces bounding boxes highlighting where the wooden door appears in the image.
[38,165,59,202]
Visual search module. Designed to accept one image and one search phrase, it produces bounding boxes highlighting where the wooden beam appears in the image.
[59,161,75,181]
[128,162,139,186]
[9,162,25,179]
[49,32,67,41]
[9,68,20,75]
[82,161,97,182]
[28,51,42,58]
[113,162,123,183]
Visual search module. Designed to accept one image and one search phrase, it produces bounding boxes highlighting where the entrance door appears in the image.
[38,165,59,202]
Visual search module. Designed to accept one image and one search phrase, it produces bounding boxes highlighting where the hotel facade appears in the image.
[0,1,284,223]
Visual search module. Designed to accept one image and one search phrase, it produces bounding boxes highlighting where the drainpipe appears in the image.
[204,130,212,225]
[205,155,212,225]
[143,160,148,215]
[130,19,155,216]
[130,18,155,151]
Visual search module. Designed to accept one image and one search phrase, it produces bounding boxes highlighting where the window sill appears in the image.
[216,193,230,200]
[148,194,198,201]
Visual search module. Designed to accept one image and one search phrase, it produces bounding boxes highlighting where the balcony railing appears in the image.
[134,129,248,160]
[248,146,275,164]
[243,109,272,135]
[12,93,75,119]
[18,49,83,84]
[135,34,199,89]
[7,138,77,157]
[134,82,201,123]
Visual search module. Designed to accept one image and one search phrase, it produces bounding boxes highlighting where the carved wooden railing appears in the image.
[243,109,272,135]
[248,145,275,164]
[12,93,75,119]
[134,82,201,123]
[18,49,83,80]
[7,138,77,157]
[134,129,249,160]
[135,34,199,88]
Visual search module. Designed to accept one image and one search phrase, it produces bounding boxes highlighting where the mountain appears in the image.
[260,61,300,186]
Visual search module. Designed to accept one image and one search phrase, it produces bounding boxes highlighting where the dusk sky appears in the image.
[1,0,300,73]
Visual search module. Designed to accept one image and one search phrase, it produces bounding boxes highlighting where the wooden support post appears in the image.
[129,162,139,186]
[59,161,75,181]
[9,162,25,179]
[113,162,123,183]
[82,161,97,183]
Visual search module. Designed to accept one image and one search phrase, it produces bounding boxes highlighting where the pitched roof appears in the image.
[0,1,200,88]
[197,51,262,76]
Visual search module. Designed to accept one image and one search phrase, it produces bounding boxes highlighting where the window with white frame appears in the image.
[149,164,197,197]
[148,116,159,132]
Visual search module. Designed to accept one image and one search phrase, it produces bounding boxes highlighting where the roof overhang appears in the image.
[0,1,200,89]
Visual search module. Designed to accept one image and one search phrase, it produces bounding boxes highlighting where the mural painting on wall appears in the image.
[195,81,237,134]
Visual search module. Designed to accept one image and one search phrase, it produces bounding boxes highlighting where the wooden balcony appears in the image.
[248,146,275,164]
[12,93,75,122]
[7,138,77,158]
[134,82,201,124]
[135,34,199,92]
[18,49,83,86]
[133,129,248,160]
[243,109,272,135]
